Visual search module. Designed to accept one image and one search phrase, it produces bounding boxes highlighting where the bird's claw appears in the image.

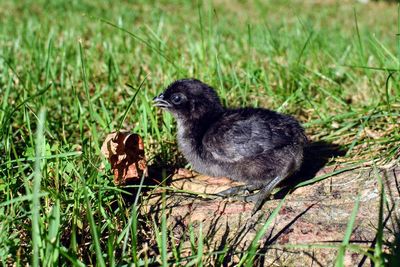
[220,192,271,215]
[216,176,286,215]
[216,184,262,197]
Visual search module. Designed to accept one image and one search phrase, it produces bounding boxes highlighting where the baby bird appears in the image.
[153,79,307,214]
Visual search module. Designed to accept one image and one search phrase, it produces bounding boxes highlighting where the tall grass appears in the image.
[0,0,399,265]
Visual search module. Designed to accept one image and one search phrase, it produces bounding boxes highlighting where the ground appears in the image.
[0,0,399,266]
[144,165,399,266]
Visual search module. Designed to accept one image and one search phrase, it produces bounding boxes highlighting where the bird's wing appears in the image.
[203,117,292,163]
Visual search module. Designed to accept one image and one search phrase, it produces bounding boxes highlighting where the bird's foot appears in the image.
[229,193,261,203]
[226,191,272,216]
[249,176,286,215]
[216,184,262,197]
[216,176,285,216]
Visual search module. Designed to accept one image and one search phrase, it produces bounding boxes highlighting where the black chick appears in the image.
[153,79,307,214]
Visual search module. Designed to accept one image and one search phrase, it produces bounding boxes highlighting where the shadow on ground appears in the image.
[282,140,347,189]
[120,143,187,205]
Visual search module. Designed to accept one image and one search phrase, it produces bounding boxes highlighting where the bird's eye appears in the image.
[171,93,184,105]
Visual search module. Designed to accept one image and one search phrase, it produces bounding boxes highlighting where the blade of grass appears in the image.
[294,164,359,189]
[196,223,204,267]
[397,3,400,70]
[59,246,85,267]
[385,72,396,110]
[345,108,376,157]
[120,172,146,262]
[119,172,146,250]
[335,194,360,267]
[197,1,206,60]
[117,78,147,132]
[0,192,49,208]
[343,65,398,72]
[185,223,204,267]
[354,8,365,66]
[79,41,100,152]
[296,30,314,66]
[44,199,60,266]
[238,196,287,266]
[99,18,181,72]
[161,170,168,267]
[83,186,106,267]
[31,108,46,267]
[373,164,385,266]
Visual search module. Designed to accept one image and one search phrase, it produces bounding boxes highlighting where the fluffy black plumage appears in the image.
[153,79,307,214]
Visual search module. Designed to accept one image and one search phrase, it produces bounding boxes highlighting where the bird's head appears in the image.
[153,79,224,121]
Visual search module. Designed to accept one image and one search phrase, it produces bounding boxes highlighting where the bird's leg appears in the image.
[217,184,262,197]
[216,176,285,215]
[249,176,286,215]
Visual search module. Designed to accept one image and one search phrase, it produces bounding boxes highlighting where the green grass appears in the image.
[0,0,399,265]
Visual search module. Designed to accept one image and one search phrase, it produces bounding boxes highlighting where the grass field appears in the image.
[1,0,400,265]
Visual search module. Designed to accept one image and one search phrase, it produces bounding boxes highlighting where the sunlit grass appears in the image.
[0,0,399,265]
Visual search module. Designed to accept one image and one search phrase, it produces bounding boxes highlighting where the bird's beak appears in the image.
[153,94,172,108]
